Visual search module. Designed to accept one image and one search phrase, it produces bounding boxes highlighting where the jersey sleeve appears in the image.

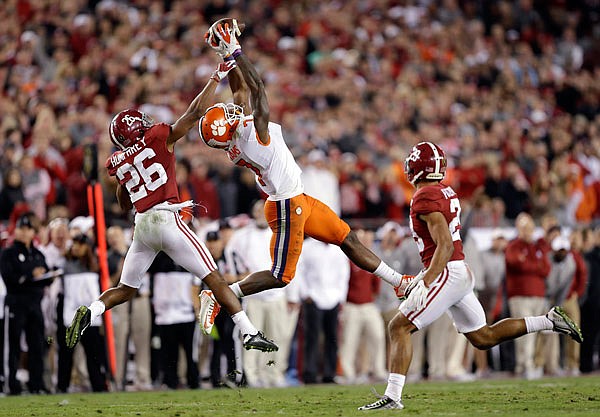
[145,123,171,145]
[411,188,443,215]
[105,151,122,177]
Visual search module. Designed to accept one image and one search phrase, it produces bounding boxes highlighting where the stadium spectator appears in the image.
[580,227,600,373]
[58,232,108,392]
[38,217,69,390]
[534,234,576,377]
[297,238,350,384]
[19,154,51,221]
[0,0,599,230]
[339,229,387,384]
[107,225,152,391]
[301,149,342,215]
[0,270,5,392]
[505,213,551,379]
[150,253,200,390]
[0,212,50,395]
[188,156,220,220]
[476,229,509,377]
[373,222,405,332]
[205,228,239,388]
[225,200,294,388]
[564,230,588,375]
[0,167,26,221]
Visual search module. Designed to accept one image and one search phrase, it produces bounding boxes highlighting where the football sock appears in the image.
[231,311,258,336]
[374,261,402,287]
[229,282,244,298]
[384,373,406,402]
[524,315,553,333]
[89,300,106,320]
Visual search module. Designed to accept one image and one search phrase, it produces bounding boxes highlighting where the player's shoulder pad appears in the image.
[105,150,124,176]
[145,123,172,143]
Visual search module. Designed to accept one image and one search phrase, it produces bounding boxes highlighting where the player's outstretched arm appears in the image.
[234,53,270,144]
[168,79,219,147]
[167,61,236,148]
[228,66,251,115]
[208,19,268,143]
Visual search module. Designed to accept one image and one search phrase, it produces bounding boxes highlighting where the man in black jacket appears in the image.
[0,213,51,394]
[581,227,600,373]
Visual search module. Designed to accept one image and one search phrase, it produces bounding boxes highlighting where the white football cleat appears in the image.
[198,290,221,335]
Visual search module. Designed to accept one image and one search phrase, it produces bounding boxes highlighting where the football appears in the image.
[207,18,245,48]
[212,18,245,34]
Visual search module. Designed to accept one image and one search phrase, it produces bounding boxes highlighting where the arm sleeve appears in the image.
[105,152,120,177]
[148,123,172,145]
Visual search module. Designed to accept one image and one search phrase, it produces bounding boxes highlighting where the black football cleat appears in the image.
[243,331,279,352]
[66,305,91,348]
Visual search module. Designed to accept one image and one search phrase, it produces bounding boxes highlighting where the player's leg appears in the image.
[231,270,286,297]
[95,237,157,318]
[463,297,583,350]
[66,237,154,349]
[303,195,404,288]
[167,212,278,352]
[360,265,462,410]
[202,271,278,352]
[358,312,414,411]
[231,197,306,298]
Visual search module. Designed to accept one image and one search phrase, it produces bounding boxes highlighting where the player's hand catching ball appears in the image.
[207,18,243,60]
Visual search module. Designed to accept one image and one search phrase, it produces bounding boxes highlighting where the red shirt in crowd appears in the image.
[505,238,551,298]
[346,262,380,305]
[569,250,588,298]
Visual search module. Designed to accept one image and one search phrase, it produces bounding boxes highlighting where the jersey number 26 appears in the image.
[116,148,168,203]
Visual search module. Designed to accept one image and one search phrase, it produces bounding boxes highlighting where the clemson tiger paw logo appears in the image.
[210,120,227,137]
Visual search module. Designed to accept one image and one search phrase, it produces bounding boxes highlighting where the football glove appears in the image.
[394,274,415,300]
[209,19,242,60]
[204,30,229,59]
[404,279,429,311]
[210,60,237,82]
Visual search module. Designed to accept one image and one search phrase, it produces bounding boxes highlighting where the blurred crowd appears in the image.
[1,0,600,231]
[0,0,600,395]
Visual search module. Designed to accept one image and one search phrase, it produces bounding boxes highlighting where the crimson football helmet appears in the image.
[109,109,154,150]
[199,103,243,149]
[404,142,447,184]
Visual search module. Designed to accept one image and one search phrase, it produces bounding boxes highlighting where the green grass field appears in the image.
[2,376,600,417]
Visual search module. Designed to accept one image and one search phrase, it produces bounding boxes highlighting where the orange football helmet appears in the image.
[199,103,244,149]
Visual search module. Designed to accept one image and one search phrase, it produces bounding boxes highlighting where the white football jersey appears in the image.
[227,117,304,201]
